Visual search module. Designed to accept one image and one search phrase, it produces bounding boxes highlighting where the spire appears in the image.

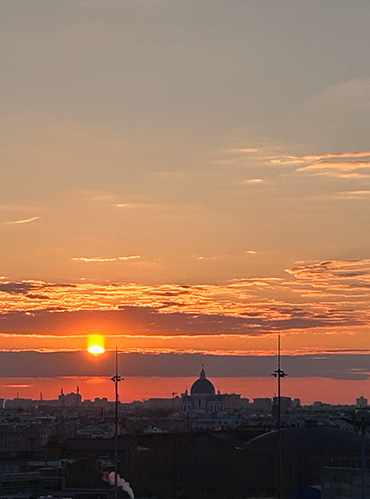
[200,364,206,379]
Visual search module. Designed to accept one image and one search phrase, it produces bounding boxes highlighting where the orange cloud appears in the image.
[3,216,41,225]
[0,260,370,339]
[297,160,370,172]
[302,151,370,161]
[329,191,370,200]
[242,178,264,184]
[71,256,141,262]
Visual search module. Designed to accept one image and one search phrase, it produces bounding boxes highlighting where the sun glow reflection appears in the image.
[87,335,105,355]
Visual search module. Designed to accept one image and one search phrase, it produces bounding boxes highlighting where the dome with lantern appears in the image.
[190,366,216,395]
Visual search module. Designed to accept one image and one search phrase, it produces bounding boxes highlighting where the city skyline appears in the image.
[1,1,370,404]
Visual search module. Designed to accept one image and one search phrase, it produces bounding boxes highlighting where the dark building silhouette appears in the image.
[239,424,370,498]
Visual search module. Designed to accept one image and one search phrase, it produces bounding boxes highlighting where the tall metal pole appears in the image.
[277,334,282,433]
[361,424,366,499]
[111,347,121,499]
[272,333,287,499]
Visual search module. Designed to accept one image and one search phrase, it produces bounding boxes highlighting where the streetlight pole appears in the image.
[361,423,366,499]
[272,333,287,499]
[111,347,122,499]
[353,410,370,499]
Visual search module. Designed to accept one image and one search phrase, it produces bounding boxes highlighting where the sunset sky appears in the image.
[1,1,370,403]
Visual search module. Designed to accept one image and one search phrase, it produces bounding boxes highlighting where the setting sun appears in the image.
[87,335,105,356]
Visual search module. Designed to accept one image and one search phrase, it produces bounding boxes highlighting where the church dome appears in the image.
[190,367,215,395]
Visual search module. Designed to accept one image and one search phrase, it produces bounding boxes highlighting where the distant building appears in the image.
[143,397,181,410]
[272,395,301,416]
[77,423,114,439]
[252,398,272,412]
[58,387,82,407]
[181,367,224,415]
[356,395,368,408]
[5,398,34,409]
[223,393,249,411]
[0,422,51,453]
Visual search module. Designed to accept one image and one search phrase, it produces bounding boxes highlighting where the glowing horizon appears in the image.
[0,375,368,407]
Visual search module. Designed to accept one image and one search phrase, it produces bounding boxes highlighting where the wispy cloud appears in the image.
[273,150,370,178]
[214,140,370,184]
[261,151,370,171]
[329,190,370,200]
[71,255,141,262]
[192,255,217,261]
[302,151,370,161]
[114,203,154,209]
[242,178,264,184]
[3,216,40,225]
[227,148,259,154]
[297,160,370,173]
